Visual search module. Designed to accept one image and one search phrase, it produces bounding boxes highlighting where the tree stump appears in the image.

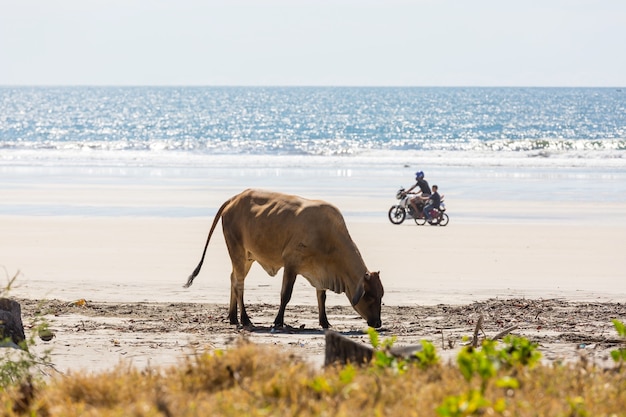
[324,330,373,366]
[325,330,425,367]
[0,298,26,349]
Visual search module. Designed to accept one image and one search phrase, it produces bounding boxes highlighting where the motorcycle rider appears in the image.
[406,171,431,218]
[422,184,441,224]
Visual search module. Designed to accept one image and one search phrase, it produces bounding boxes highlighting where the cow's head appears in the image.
[351,271,384,328]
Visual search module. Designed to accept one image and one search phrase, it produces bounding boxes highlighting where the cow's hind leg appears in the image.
[316,289,331,329]
[273,266,297,328]
[229,258,254,328]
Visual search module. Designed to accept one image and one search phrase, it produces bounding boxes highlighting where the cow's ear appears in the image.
[351,276,365,306]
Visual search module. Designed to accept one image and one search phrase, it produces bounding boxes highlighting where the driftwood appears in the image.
[472,314,485,348]
[326,312,522,366]
[470,313,519,347]
[324,330,423,366]
[491,325,518,341]
[0,298,26,349]
[325,331,373,366]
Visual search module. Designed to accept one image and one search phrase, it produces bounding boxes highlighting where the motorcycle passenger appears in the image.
[406,171,431,218]
[422,185,441,224]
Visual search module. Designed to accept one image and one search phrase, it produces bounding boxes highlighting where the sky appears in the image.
[1,0,625,87]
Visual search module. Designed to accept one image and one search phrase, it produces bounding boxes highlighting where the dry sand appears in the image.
[2,199,626,375]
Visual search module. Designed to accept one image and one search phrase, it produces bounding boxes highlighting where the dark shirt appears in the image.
[427,191,441,208]
[416,178,431,195]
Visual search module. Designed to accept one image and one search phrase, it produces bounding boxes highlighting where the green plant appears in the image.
[436,388,506,417]
[439,335,541,416]
[457,341,499,394]
[498,335,541,368]
[414,339,440,369]
[610,319,626,365]
[1,269,55,388]
[567,396,589,417]
[367,328,440,374]
[308,365,357,398]
[457,336,541,391]
[367,327,407,373]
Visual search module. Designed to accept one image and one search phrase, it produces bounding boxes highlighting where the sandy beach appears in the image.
[3,190,626,374]
[2,73,626,390]
[4,211,626,305]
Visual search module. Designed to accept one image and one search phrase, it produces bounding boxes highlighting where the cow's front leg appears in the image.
[316,289,330,329]
[273,267,297,328]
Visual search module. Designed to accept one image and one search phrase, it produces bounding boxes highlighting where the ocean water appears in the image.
[1,87,625,218]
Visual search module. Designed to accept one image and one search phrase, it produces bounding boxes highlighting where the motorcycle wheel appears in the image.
[388,205,406,224]
[438,213,449,226]
[414,216,426,226]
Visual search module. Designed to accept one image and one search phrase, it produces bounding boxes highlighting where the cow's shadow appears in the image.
[240,324,365,337]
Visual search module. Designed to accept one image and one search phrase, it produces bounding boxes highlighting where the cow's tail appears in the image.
[183,197,233,288]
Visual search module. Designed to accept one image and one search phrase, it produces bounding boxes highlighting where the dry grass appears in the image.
[1,340,625,417]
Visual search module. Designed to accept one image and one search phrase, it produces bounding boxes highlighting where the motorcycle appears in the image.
[388,188,449,226]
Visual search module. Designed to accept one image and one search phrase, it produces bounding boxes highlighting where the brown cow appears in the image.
[184,189,384,329]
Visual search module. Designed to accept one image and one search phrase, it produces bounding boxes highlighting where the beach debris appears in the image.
[325,330,373,366]
[0,298,26,349]
[466,313,518,347]
[492,325,519,341]
[68,299,87,307]
[38,328,55,342]
[472,314,486,347]
[324,330,423,366]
